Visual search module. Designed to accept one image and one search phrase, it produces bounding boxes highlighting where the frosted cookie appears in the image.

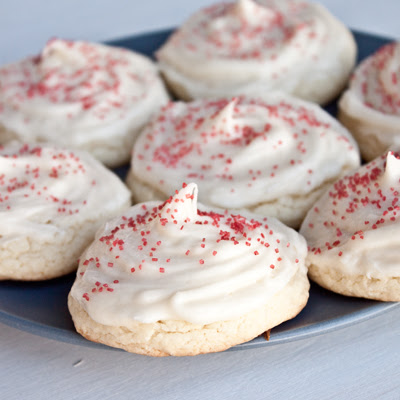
[68,183,309,356]
[339,42,400,161]
[300,150,400,301]
[156,0,356,104]
[0,39,169,167]
[127,94,360,228]
[0,142,131,280]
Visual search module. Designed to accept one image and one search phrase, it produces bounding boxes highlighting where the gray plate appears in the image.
[0,29,399,351]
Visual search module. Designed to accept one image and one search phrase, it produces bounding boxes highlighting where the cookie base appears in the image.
[338,104,395,162]
[308,264,400,301]
[0,201,130,281]
[0,224,91,281]
[68,267,309,356]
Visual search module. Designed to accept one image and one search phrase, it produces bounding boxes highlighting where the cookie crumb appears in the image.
[73,359,84,367]
[264,329,271,341]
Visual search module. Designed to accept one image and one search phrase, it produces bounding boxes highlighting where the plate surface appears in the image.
[0,29,399,352]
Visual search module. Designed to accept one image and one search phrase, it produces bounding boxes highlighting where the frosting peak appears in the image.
[381,151,400,186]
[192,0,296,61]
[232,0,277,23]
[201,97,237,134]
[40,39,87,71]
[159,183,198,224]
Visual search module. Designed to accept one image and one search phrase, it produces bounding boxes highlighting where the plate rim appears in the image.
[0,292,398,351]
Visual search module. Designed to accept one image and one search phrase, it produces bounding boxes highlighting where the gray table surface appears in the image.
[1,306,400,399]
[1,1,400,399]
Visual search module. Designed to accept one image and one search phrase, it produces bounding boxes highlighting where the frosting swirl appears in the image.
[341,43,400,116]
[300,150,400,279]
[157,0,356,103]
[338,42,400,161]
[0,141,131,243]
[128,94,360,227]
[0,39,169,165]
[70,183,307,325]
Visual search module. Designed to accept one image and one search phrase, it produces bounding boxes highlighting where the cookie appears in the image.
[300,150,400,301]
[0,142,131,280]
[339,42,400,162]
[127,94,360,228]
[0,39,169,167]
[156,0,356,104]
[68,183,309,356]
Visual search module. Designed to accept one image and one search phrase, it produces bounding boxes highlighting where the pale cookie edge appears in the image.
[308,263,400,301]
[68,267,310,357]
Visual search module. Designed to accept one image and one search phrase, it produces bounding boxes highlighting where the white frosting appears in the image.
[130,94,360,221]
[339,42,400,146]
[70,183,308,326]
[0,39,168,160]
[300,150,400,279]
[341,43,400,116]
[157,0,356,103]
[0,141,131,243]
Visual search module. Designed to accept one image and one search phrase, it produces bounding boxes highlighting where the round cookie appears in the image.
[0,39,169,167]
[0,141,131,280]
[127,94,360,228]
[156,0,356,104]
[300,150,400,301]
[68,183,309,356]
[339,42,400,162]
